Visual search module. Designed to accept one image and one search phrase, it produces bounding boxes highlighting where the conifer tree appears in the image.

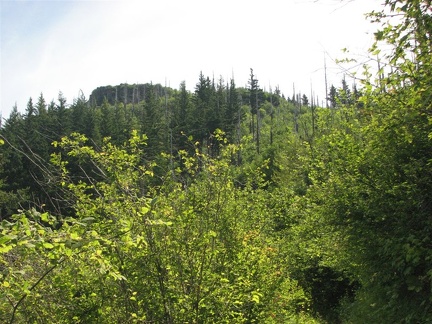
[50,92,71,137]
[193,72,212,144]
[173,81,191,152]
[248,68,261,153]
[225,78,240,141]
[25,97,35,118]
[0,106,25,193]
[35,93,47,116]
[143,82,162,156]
[100,98,116,139]
[328,85,337,108]
[301,94,309,107]
[70,91,88,135]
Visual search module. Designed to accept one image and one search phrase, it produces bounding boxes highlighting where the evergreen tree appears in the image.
[193,72,212,143]
[35,93,47,116]
[339,77,351,106]
[70,91,88,134]
[249,68,261,152]
[0,106,25,192]
[25,97,35,118]
[143,82,162,156]
[100,98,116,139]
[172,81,192,152]
[301,94,309,107]
[328,85,337,108]
[87,105,102,146]
[114,103,128,145]
[225,78,240,141]
[47,100,56,114]
[49,92,71,137]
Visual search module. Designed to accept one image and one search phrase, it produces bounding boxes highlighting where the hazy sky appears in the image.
[1,0,382,118]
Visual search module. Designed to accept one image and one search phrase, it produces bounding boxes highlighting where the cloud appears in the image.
[1,0,379,117]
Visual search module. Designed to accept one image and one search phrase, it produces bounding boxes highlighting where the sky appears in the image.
[0,0,383,118]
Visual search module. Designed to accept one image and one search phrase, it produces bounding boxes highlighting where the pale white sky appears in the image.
[1,0,382,118]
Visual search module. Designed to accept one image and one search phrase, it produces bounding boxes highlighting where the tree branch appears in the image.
[9,257,64,324]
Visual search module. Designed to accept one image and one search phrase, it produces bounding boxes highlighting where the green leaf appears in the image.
[41,213,49,222]
[0,235,11,245]
[43,242,54,249]
[81,217,95,224]
[0,245,13,253]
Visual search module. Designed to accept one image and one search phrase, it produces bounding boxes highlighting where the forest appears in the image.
[1,0,432,322]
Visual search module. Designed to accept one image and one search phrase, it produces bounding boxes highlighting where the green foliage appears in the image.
[3,2,432,321]
[0,131,315,323]
[285,3,432,318]
[1,131,157,322]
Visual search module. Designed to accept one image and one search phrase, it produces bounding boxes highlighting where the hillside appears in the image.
[1,2,432,322]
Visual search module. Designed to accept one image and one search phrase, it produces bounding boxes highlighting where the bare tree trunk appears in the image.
[270,86,273,146]
[256,90,260,154]
[324,52,329,108]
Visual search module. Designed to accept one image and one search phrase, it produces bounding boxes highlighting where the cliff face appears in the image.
[89,83,167,106]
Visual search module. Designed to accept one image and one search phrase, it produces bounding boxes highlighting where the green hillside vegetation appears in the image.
[1,0,432,322]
